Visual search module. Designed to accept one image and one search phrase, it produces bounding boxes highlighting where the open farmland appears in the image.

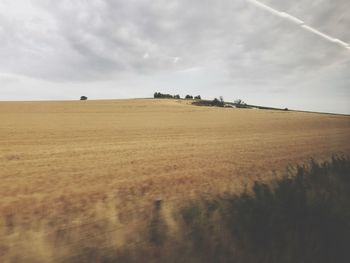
[1,99,350,262]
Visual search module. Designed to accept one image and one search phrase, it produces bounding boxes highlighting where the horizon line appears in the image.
[0,97,349,116]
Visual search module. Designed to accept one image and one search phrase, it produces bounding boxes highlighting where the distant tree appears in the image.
[80,96,88,100]
[154,92,174,99]
[211,97,224,107]
[194,95,202,100]
[174,94,181,99]
[185,95,193,99]
[212,98,222,107]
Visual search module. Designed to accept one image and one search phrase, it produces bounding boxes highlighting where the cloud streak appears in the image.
[248,0,350,50]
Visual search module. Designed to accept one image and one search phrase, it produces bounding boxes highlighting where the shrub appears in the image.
[80,96,88,100]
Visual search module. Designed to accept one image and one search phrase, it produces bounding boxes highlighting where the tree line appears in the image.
[154,92,201,100]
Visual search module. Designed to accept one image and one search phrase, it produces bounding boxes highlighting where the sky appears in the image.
[0,0,349,114]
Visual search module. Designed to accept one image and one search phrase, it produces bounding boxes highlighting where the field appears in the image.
[1,99,350,262]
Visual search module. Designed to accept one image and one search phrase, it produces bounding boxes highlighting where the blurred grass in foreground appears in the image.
[69,156,350,263]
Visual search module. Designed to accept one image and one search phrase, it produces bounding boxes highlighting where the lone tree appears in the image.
[194,95,201,100]
[80,96,88,100]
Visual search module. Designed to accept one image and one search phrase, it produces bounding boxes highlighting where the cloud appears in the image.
[0,0,349,113]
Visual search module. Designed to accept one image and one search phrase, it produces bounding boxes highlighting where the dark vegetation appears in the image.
[153,92,201,100]
[192,97,226,107]
[192,97,256,109]
[153,92,180,99]
[153,92,278,110]
[192,96,251,108]
[73,156,350,263]
[80,96,88,100]
[192,98,291,111]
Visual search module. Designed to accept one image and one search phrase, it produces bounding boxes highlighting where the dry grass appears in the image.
[0,99,349,262]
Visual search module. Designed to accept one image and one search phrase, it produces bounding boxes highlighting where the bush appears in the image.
[185,95,193,99]
[80,96,88,100]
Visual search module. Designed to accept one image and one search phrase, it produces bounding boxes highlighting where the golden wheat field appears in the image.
[1,98,350,262]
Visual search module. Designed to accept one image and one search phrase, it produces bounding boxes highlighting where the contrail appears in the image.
[247,0,350,50]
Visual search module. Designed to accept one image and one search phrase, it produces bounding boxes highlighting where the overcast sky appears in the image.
[0,0,349,114]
